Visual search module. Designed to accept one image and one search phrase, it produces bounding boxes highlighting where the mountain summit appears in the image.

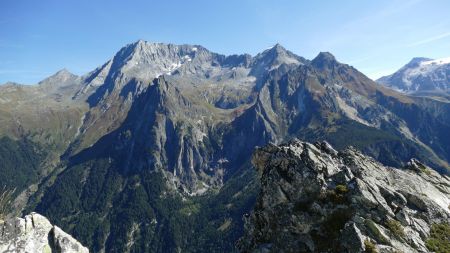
[252,43,305,71]
[311,51,338,69]
[378,57,450,93]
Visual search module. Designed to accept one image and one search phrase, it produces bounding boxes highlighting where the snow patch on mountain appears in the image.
[378,56,450,93]
[421,57,450,66]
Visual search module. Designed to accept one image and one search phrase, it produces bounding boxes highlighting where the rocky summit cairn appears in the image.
[0,212,89,253]
[237,139,450,253]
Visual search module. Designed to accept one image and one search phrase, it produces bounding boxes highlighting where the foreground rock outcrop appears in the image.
[237,140,450,252]
[0,212,89,253]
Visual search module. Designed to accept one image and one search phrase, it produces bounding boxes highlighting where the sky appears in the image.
[1,0,450,84]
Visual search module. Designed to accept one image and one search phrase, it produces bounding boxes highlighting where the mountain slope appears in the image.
[378,57,450,93]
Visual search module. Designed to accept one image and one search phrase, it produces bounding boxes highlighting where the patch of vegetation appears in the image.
[296,118,440,170]
[217,219,232,232]
[0,186,15,220]
[422,168,432,175]
[365,219,389,245]
[335,184,349,194]
[419,166,432,175]
[386,219,405,239]
[364,239,377,253]
[323,184,350,204]
[294,200,313,212]
[179,202,200,216]
[323,119,401,150]
[312,208,353,252]
[0,136,47,193]
[323,209,353,237]
[425,223,450,253]
[33,157,259,253]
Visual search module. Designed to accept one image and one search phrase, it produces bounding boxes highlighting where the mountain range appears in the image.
[1,40,450,252]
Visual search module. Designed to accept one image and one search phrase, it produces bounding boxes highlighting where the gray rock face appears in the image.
[237,140,450,253]
[0,212,89,253]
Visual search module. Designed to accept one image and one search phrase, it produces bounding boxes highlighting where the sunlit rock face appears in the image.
[0,212,89,253]
[238,140,450,253]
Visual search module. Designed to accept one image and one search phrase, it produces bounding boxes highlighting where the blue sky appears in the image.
[1,0,449,84]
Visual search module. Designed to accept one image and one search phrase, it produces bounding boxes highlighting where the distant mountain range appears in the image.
[377,57,450,94]
[1,40,449,252]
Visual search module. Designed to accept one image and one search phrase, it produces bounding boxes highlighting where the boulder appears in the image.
[0,212,89,253]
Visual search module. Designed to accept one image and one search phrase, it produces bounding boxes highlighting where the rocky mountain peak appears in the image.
[38,68,78,86]
[249,43,304,82]
[406,57,433,67]
[106,40,200,80]
[133,39,147,47]
[268,43,287,53]
[54,68,75,77]
[128,40,199,58]
[238,140,450,253]
[311,51,338,69]
[377,56,450,93]
[252,43,303,69]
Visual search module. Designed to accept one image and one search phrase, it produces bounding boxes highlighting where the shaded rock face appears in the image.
[0,212,89,253]
[237,140,450,253]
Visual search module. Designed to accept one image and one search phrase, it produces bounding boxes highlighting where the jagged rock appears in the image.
[0,212,89,253]
[237,140,450,253]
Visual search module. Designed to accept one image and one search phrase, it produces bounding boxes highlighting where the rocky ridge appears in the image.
[0,212,89,253]
[238,140,450,252]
